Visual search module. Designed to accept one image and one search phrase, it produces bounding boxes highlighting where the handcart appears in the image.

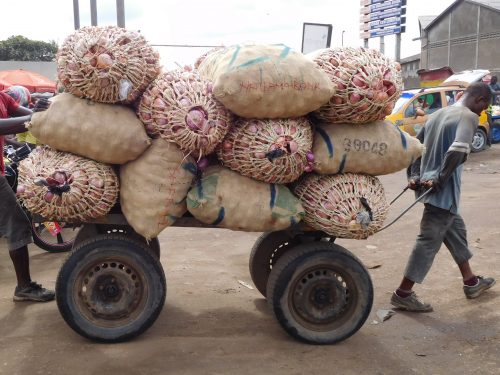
[47,188,431,345]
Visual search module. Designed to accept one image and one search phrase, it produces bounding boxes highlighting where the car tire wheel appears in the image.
[471,128,487,153]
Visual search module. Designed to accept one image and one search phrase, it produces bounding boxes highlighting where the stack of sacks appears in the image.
[19,26,162,229]
[184,43,339,231]
[283,46,424,239]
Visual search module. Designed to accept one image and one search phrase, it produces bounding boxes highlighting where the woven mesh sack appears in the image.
[137,69,233,158]
[217,117,314,184]
[57,26,160,103]
[294,173,388,239]
[17,147,118,222]
[310,47,402,124]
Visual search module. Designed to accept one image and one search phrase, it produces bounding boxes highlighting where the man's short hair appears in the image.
[465,82,492,101]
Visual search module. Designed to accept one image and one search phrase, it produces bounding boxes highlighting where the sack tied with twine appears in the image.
[137,69,233,158]
[294,173,389,239]
[57,26,160,104]
[310,47,402,124]
[217,117,314,184]
[17,147,118,222]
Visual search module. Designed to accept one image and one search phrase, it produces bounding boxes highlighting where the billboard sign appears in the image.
[360,0,406,39]
[301,23,333,54]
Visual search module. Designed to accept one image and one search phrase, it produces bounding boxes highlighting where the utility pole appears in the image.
[90,0,98,26]
[73,0,80,30]
[395,33,401,62]
[380,36,385,54]
[117,0,125,28]
[342,30,345,46]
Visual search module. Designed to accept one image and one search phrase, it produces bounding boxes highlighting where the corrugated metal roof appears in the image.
[424,0,500,30]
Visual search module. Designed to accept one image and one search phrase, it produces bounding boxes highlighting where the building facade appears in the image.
[420,0,500,76]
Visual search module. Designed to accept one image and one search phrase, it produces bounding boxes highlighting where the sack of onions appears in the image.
[310,47,402,124]
[137,69,233,158]
[120,138,197,240]
[313,120,424,176]
[187,166,305,232]
[17,147,118,222]
[217,117,314,184]
[28,93,151,164]
[294,173,389,239]
[194,46,224,69]
[197,44,335,118]
[56,26,161,104]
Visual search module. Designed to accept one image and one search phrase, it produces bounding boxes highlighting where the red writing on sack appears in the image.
[239,80,321,93]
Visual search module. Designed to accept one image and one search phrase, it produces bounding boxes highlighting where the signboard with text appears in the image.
[360,0,406,39]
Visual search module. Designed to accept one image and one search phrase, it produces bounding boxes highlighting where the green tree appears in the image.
[0,35,58,61]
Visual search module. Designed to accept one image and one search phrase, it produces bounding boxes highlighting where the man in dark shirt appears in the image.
[0,91,54,302]
[390,82,495,312]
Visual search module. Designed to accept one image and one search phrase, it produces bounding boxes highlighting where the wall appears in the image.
[421,1,500,77]
[0,61,57,81]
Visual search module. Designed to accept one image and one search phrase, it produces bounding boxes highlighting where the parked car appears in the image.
[386,70,491,152]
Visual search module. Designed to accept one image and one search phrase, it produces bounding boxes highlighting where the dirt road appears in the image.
[1,145,499,375]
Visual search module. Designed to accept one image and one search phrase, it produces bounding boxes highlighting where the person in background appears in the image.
[2,86,39,148]
[488,76,500,105]
[0,91,54,302]
[390,82,495,312]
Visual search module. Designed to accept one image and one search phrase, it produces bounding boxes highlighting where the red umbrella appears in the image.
[0,69,56,93]
[0,77,12,91]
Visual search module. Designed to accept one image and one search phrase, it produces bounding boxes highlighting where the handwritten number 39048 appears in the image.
[343,138,388,156]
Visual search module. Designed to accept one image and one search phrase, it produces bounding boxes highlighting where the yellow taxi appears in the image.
[386,70,491,152]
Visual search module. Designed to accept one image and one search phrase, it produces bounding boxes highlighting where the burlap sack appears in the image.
[17,147,119,222]
[313,121,424,176]
[28,93,151,164]
[197,44,335,118]
[294,173,389,239]
[187,166,305,231]
[120,138,196,240]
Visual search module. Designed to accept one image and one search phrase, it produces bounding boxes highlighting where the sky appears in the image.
[1,0,456,69]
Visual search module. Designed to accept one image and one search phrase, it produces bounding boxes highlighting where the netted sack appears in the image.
[120,138,197,240]
[17,147,118,222]
[194,47,224,69]
[28,93,150,164]
[294,173,388,239]
[217,117,314,183]
[187,166,305,232]
[313,120,424,175]
[57,26,160,103]
[137,69,232,158]
[310,47,402,124]
[197,44,335,118]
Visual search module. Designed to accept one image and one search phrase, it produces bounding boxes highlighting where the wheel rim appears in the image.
[472,131,485,150]
[288,266,356,331]
[32,222,79,249]
[74,256,148,328]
